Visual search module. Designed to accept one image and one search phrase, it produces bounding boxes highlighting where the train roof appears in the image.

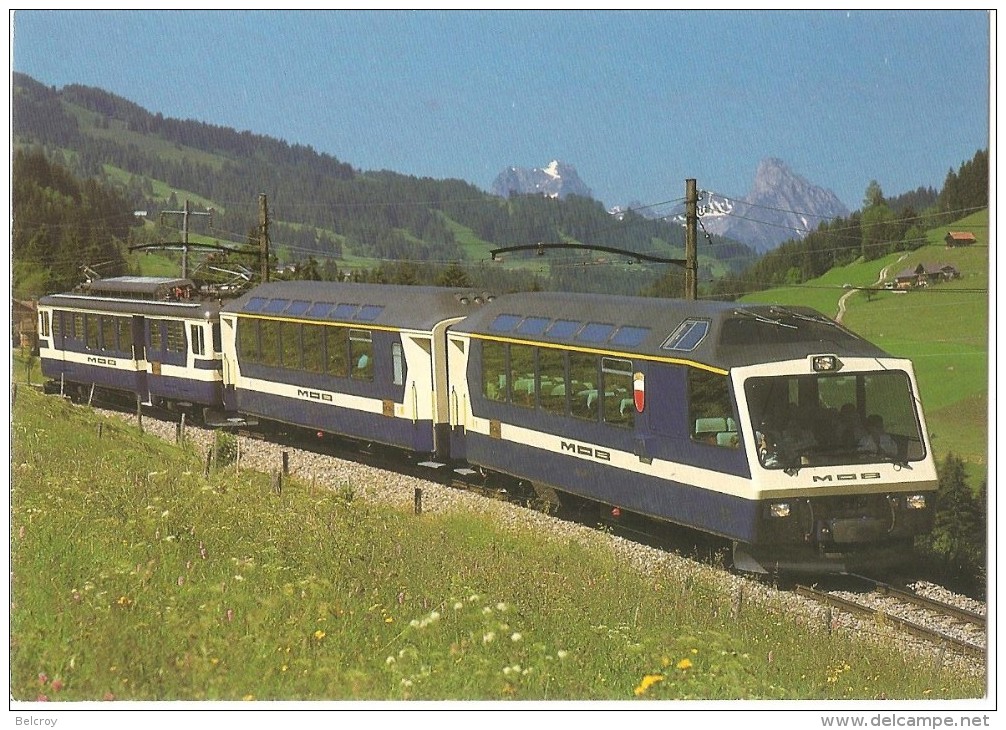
[452,291,891,369]
[221,280,494,331]
[38,276,220,318]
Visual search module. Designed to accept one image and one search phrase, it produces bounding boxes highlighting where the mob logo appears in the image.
[87,356,117,366]
[561,440,611,462]
[297,388,334,402]
[812,472,882,482]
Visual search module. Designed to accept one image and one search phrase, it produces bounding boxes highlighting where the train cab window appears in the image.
[509,344,536,407]
[166,321,186,353]
[326,327,349,377]
[40,311,50,338]
[212,323,222,354]
[482,340,507,401]
[602,357,634,428]
[350,329,373,381]
[569,352,599,421]
[662,319,710,352]
[191,323,206,356]
[303,324,325,373]
[538,347,567,415]
[688,368,737,447]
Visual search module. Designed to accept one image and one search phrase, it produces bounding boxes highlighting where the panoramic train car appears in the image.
[448,292,938,573]
[219,281,491,457]
[36,277,224,412]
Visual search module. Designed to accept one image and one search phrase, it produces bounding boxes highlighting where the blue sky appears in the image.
[11,10,991,212]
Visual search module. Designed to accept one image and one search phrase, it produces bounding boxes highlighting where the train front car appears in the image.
[452,294,936,576]
[723,305,937,574]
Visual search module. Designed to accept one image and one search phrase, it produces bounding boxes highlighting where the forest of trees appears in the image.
[12,73,753,292]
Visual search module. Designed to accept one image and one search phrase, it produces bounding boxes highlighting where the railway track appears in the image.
[794,579,986,660]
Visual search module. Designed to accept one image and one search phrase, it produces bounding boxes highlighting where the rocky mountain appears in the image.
[691,158,850,254]
[491,160,593,200]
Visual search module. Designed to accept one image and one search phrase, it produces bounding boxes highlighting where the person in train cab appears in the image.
[857,414,898,457]
[835,403,867,450]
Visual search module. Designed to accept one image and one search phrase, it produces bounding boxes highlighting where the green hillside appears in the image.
[740,210,989,478]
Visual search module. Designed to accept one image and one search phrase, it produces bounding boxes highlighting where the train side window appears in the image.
[52,312,62,338]
[149,321,162,351]
[538,347,567,415]
[280,321,302,369]
[303,324,325,373]
[40,311,50,338]
[72,313,84,343]
[350,329,373,381]
[259,320,281,367]
[509,344,536,407]
[326,327,348,377]
[602,357,634,428]
[191,323,206,356]
[166,321,186,353]
[100,316,117,351]
[688,368,737,447]
[237,319,259,362]
[482,340,507,401]
[392,342,405,386]
[85,314,100,350]
[569,352,599,421]
[212,323,222,354]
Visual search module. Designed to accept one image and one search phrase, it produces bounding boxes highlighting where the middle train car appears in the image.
[447,292,938,574]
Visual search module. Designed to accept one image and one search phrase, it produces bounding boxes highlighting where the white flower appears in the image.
[511,632,522,642]
[385,656,396,665]
[557,650,568,660]
[453,601,463,610]
[496,602,508,612]
[482,631,495,644]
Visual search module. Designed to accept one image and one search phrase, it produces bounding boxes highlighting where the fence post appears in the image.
[414,487,423,515]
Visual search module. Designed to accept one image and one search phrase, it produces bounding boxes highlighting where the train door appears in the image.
[131,315,148,400]
[445,330,472,461]
[429,317,465,461]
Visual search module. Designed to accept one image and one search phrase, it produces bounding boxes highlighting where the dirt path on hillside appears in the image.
[835,254,908,323]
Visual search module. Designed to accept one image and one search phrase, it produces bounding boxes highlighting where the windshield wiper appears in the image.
[734,309,798,329]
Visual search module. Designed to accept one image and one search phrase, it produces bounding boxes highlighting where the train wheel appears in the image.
[529,482,561,515]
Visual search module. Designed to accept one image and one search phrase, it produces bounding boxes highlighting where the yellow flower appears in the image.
[676,658,693,670]
[314,629,326,641]
[633,673,665,696]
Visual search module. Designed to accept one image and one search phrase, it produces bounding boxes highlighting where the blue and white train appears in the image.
[36,277,939,574]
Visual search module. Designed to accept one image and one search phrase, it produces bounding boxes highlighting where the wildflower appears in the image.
[38,673,48,686]
[102,693,115,701]
[556,650,568,660]
[676,658,693,670]
[314,629,326,641]
[633,674,664,696]
[496,602,508,612]
[482,631,496,644]
[177,576,184,586]
[386,656,396,665]
[50,679,64,692]
[225,609,234,622]
[115,595,133,608]
[453,601,464,610]
[510,632,522,642]
[385,616,393,624]
[36,695,48,702]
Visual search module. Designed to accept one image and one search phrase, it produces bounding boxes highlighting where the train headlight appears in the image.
[811,355,842,372]
[768,502,791,518]
[906,494,927,510]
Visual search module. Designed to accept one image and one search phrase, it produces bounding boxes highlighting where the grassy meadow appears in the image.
[9,367,985,703]
[740,211,989,480]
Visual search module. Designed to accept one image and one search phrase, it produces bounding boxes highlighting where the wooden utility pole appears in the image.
[161,200,212,279]
[259,193,270,283]
[684,178,698,301]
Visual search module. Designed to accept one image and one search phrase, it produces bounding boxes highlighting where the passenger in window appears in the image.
[857,414,898,457]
